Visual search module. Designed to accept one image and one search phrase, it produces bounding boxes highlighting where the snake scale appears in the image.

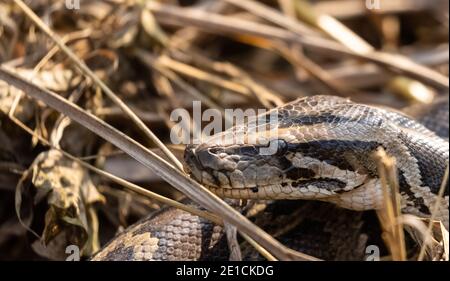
[92,95,449,261]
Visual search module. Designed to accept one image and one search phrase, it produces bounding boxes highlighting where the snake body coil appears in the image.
[93,95,449,261]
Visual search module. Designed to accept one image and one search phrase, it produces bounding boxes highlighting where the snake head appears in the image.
[183,95,449,220]
[184,139,290,189]
[183,134,381,207]
[182,96,375,201]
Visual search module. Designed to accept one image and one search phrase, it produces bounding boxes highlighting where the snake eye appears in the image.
[273,139,288,155]
[258,139,288,156]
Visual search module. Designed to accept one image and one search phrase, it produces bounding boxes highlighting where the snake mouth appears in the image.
[202,177,349,200]
[184,145,350,201]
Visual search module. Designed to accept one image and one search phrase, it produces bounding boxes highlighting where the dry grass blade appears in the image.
[224,223,242,261]
[347,49,448,90]
[217,0,359,96]
[400,214,446,260]
[294,0,374,53]
[293,0,435,103]
[146,2,448,89]
[8,29,90,118]
[313,0,443,19]
[0,66,319,261]
[157,55,252,97]
[133,48,225,114]
[12,0,183,171]
[273,43,355,96]
[240,232,277,261]
[8,113,220,225]
[169,49,284,108]
[224,0,317,36]
[146,1,346,52]
[418,164,449,261]
[374,148,407,261]
[7,113,279,261]
[154,51,283,108]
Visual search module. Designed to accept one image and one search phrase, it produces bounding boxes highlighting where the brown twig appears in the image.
[12,0,183,171]
[374,148,407,261]
[146,2,449,89]
[418,164,449,260]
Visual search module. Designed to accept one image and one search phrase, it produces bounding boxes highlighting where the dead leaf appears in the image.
[16,149,105,258]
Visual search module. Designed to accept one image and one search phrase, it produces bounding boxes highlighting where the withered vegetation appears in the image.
[0,0,448,260]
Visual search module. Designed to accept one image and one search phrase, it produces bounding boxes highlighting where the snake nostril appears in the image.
[196,149,210,167]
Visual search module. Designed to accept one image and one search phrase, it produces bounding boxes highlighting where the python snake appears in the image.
[92,95,449,261]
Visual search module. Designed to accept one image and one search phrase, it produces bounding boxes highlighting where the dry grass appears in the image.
[374,148,407,261]
[0,0,448,260]
[374,148,448,261]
